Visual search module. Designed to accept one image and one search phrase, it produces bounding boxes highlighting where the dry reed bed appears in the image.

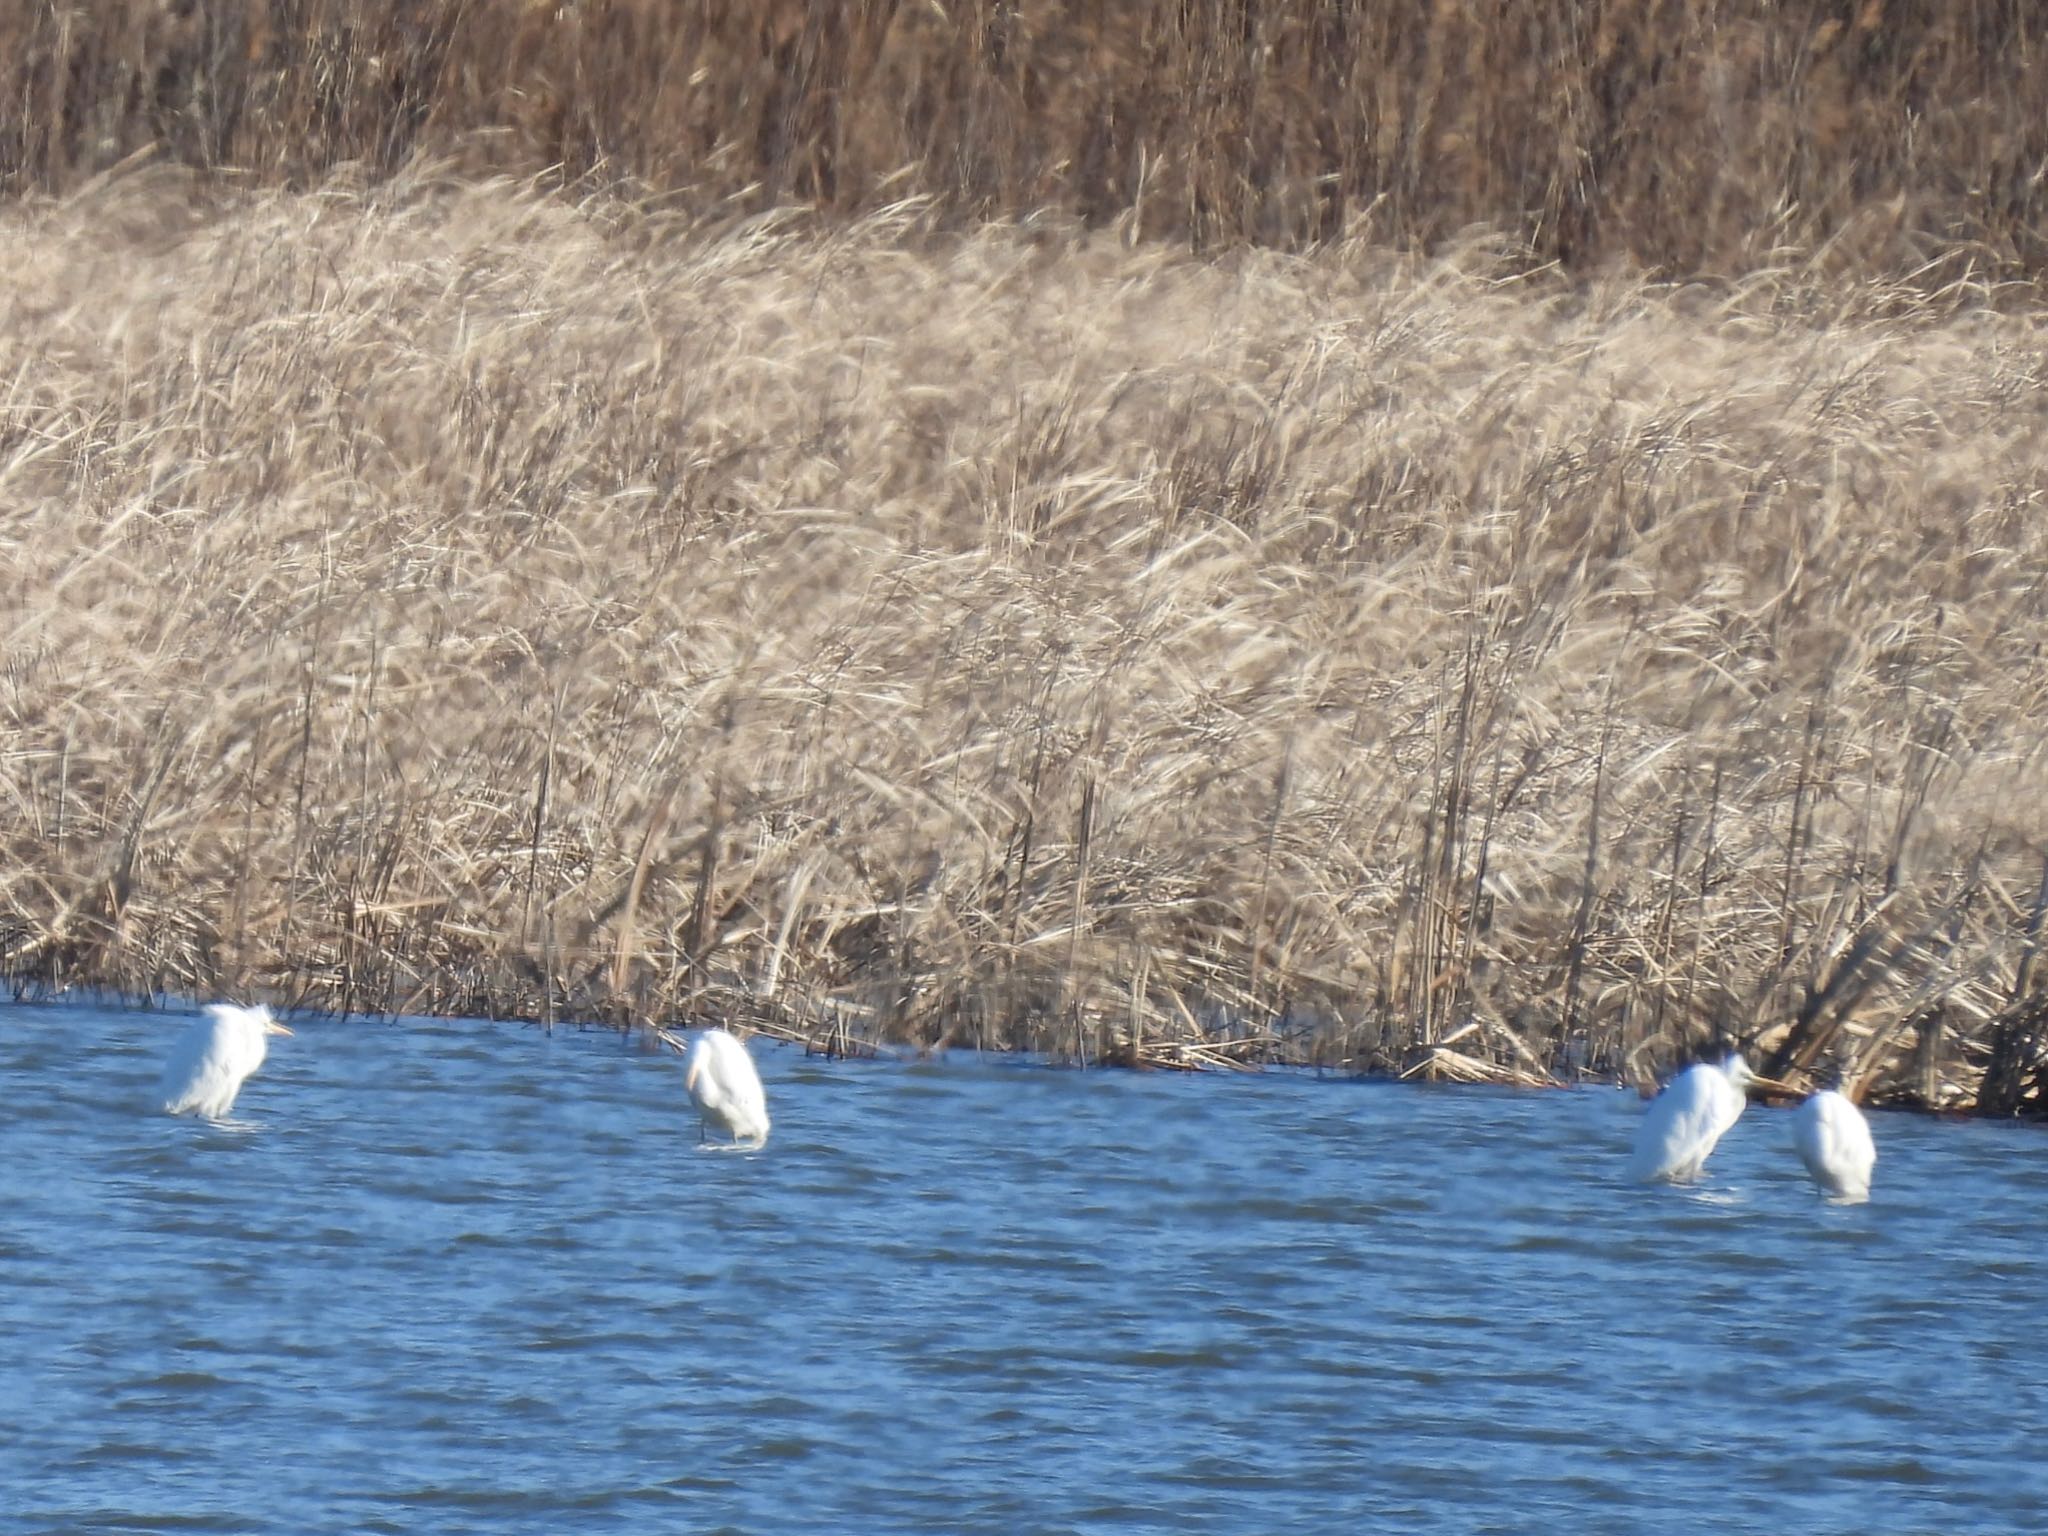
[3,169,2048,1111]
[4,1,2047,277]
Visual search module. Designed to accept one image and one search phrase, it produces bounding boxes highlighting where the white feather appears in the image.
[1790,1088,1877,1202]
[160,1003,288,1120]
[683,1027,771,1147]
[1629,1053,1752,1183]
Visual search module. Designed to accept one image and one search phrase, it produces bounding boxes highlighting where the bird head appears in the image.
[241,1003,294,1037]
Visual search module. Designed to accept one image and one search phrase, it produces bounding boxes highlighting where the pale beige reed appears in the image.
[3,168,2048,1111]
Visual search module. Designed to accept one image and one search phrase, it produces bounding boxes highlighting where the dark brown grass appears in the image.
[4,166,2048,1111]
[4,1,2048,278]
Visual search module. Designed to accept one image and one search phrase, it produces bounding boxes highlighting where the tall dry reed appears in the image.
[4,168,2048,1111]
[3,1,2046,278]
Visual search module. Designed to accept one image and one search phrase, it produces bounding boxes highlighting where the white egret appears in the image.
[1629,1051,1788,1184]
[684,1027,770,1148]
[160,1003,293,1120]
[1790,1086,1876,1202]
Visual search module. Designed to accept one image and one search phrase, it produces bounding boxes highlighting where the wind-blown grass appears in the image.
[3,167,2047,1111]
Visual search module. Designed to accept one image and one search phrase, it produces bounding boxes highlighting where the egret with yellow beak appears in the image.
[160,1003,293,1121]
[1630,1051,1792,1184]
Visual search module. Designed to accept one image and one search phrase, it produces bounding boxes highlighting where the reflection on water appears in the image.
[3,1002,2045,1534]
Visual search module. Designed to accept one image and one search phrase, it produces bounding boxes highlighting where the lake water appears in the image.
[3,1002,2045,1534]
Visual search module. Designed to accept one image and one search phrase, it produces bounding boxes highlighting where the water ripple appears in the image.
[2,1006,2045,1533]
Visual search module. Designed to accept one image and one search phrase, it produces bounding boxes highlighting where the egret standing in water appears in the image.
[1791,1082,1877,1202]
[160,1003,293,1120]
[1629,1051,1785,1184]
[684,1027,770,1148]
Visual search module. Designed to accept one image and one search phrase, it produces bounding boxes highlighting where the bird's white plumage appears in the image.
[684,1027,770,1147]
[1790,1088,1876,1202]
[1629,1052,1754,1183]
[160,1003,292,1120]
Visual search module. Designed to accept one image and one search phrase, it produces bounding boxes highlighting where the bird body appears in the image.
[1790,1088,1876,1202]
[1630,1053,1755,1183]
[160,1003,293,1120]
[684,1027,770,1147]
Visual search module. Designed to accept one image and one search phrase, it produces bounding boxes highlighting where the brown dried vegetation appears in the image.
[3,1,2047,277]
[4,3,2048,1110]
[2,166,2047,1111]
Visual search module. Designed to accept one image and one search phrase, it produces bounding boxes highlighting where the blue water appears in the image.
[3,1003,2044,1534]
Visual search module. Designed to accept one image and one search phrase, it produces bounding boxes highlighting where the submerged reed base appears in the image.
[4,169,2047,1115]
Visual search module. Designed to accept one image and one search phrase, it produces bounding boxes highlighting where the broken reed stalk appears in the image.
[0,171,2045,1112]
[1979,860,2048,1116]
[1065,775,1093,1068]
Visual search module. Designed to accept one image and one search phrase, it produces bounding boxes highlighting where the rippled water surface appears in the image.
[5,1002,2046,1534]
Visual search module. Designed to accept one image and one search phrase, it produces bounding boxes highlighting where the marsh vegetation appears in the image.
[3,4,2047,1113]
[8,1,2048,277]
